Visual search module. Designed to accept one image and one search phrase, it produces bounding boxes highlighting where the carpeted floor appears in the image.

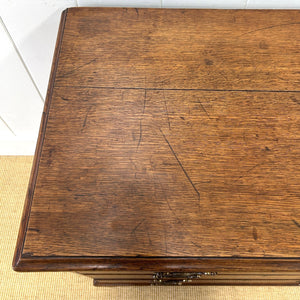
[1,156,300,299]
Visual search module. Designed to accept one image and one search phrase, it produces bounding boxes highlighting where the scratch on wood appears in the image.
[131,219,145,234]
[165,193,183,226]
[129,158,137,170]
[292,219,300,228]
[135,8,139,17]
[155,174,185,226]
[136,120,143,150]
[163,91,171,129]
[82,106,93,129]
[143,89,147,114]
[82,114,88,128]
[136,90,147,151]
[74,193,88,197]
[160,128,200,203]
[197,98,211,119]
[245,163,261,173]
[273,73,288,82]
[191,241,202,249]
[28,228,40,233]
[129,158,138,179]
[59,58,97,78]
[252,227,258,240]
[238,22,300,37]
[234,163,263,182]
[147,230,153,246]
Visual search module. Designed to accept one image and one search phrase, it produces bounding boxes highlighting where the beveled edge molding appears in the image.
[12,7,300,275]
[12,8,69,271]
[13,257,300,273]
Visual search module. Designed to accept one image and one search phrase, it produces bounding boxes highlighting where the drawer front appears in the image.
[78,271,300,286]
[93,279,300,286]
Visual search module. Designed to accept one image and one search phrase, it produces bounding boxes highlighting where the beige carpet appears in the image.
[1,156,300,299]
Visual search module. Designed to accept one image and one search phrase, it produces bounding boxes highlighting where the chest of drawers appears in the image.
[13,7,300,285]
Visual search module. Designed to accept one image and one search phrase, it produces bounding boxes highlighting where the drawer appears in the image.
[79,271,300,286]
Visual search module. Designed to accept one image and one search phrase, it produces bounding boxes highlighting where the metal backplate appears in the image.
[152,272,217,285]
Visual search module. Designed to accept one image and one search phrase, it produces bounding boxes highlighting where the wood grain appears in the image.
[13,8,300,285]
[12,8,68,269]
[56,8,300,91]
[23,87,300,257]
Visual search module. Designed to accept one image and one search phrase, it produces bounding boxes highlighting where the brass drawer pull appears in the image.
[152,272,217,285]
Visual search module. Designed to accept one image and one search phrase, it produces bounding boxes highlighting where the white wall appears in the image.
[1,0,300,155]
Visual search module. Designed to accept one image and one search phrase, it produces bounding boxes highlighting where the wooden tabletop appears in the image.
[14,8,300,272]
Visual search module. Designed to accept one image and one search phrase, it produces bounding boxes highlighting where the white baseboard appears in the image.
[0,139,36,155]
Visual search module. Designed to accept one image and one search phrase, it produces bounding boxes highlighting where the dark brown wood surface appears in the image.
[55,8,300,91]
[23,87,300,257]
[13,8,300,283]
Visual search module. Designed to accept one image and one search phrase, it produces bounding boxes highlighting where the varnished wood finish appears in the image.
[12,8,69,270]
[93,279,300,286]
[13,8,300,285]
[55,8,300,91]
